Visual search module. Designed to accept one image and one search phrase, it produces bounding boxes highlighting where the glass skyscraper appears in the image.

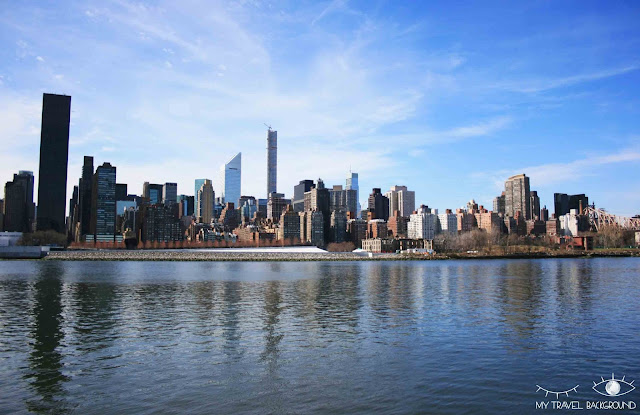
[346,172,360,217]
[220,152,241,207]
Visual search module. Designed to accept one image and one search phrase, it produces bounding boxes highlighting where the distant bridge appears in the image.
[584,206,640,231]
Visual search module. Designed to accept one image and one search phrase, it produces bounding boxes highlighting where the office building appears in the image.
[293,180,315,212]
[267,128,277,195]
[90,163,117,242]
[163,183,178,205]
[267,192,290,223]
[194,179,207,214]
[219,152,241,206]
[240,198,258,222]
[385,185,415,218]
[196,179,214,224]
[504,174,531,219]
[529,190,540,220]
[116,184,128,201]
[367,188,389,221]
[177,195,195,218]
[36,93,71,233]
[346,172,360,217]
[3,171,35,232]
[143,182,163,204]
[78,156,94,237]
[329,185,358,215]
[554,193,589,217]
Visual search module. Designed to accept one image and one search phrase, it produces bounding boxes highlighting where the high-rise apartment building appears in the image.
[90,162,116,241]
[438,210,458,235]
[197,179,214,224]
[408,205,437,240]
[267,128,277,196]
[504,174,531,220]
[36,93,71,233]
[219,153,241,206]
[385,185,415,217]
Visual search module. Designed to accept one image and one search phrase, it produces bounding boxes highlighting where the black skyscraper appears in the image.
[36,93,71,233]
[79,156,94,237]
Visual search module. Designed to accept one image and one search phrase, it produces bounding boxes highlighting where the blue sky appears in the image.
[1,0,639,216]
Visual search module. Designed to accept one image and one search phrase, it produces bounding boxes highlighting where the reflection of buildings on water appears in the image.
[496,261,544,339]
[25,263,69,414]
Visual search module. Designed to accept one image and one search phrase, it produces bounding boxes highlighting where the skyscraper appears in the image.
[220,152,241,207]
[197,179,214,224]
[36,93,71,233]
[367,188,389,221]
[267,127,277,196]
[142,182,163,204]
[79,156,94,237]
[3,171,35,232]
[346,172,360,217]
[90,162,116,241]
[504,174,531,220]
[194,179,206,214]
[163,183,178,205]
[293,180,315,212]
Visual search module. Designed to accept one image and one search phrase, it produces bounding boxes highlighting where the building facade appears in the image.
[504,173,531,220]
[197,179,215,224]
[36,93,71,233]
[267,128,277,195]
[220,152,241,206]
[90,162,116,242]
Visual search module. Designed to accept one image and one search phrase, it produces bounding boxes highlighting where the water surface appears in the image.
[1,258,639,414]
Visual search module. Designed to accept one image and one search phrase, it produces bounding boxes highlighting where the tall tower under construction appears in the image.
[267,127,277,196]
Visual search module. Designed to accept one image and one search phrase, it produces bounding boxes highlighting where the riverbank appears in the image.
[34,248,640,261]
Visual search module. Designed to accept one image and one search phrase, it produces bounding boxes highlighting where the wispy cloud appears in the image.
[497,65,640,94]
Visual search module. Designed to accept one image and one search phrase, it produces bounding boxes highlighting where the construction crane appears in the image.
[264,123,272,131]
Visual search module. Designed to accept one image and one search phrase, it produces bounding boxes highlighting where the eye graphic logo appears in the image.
[536,385,579,399]
[592,374,635,397]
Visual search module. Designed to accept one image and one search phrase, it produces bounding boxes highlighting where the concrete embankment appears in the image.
[44,249,391,261]
[31,248,640,261]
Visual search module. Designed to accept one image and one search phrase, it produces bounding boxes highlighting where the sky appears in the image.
[1,0,639,216]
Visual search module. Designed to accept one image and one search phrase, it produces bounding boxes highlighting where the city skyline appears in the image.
[1,1,639,216]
